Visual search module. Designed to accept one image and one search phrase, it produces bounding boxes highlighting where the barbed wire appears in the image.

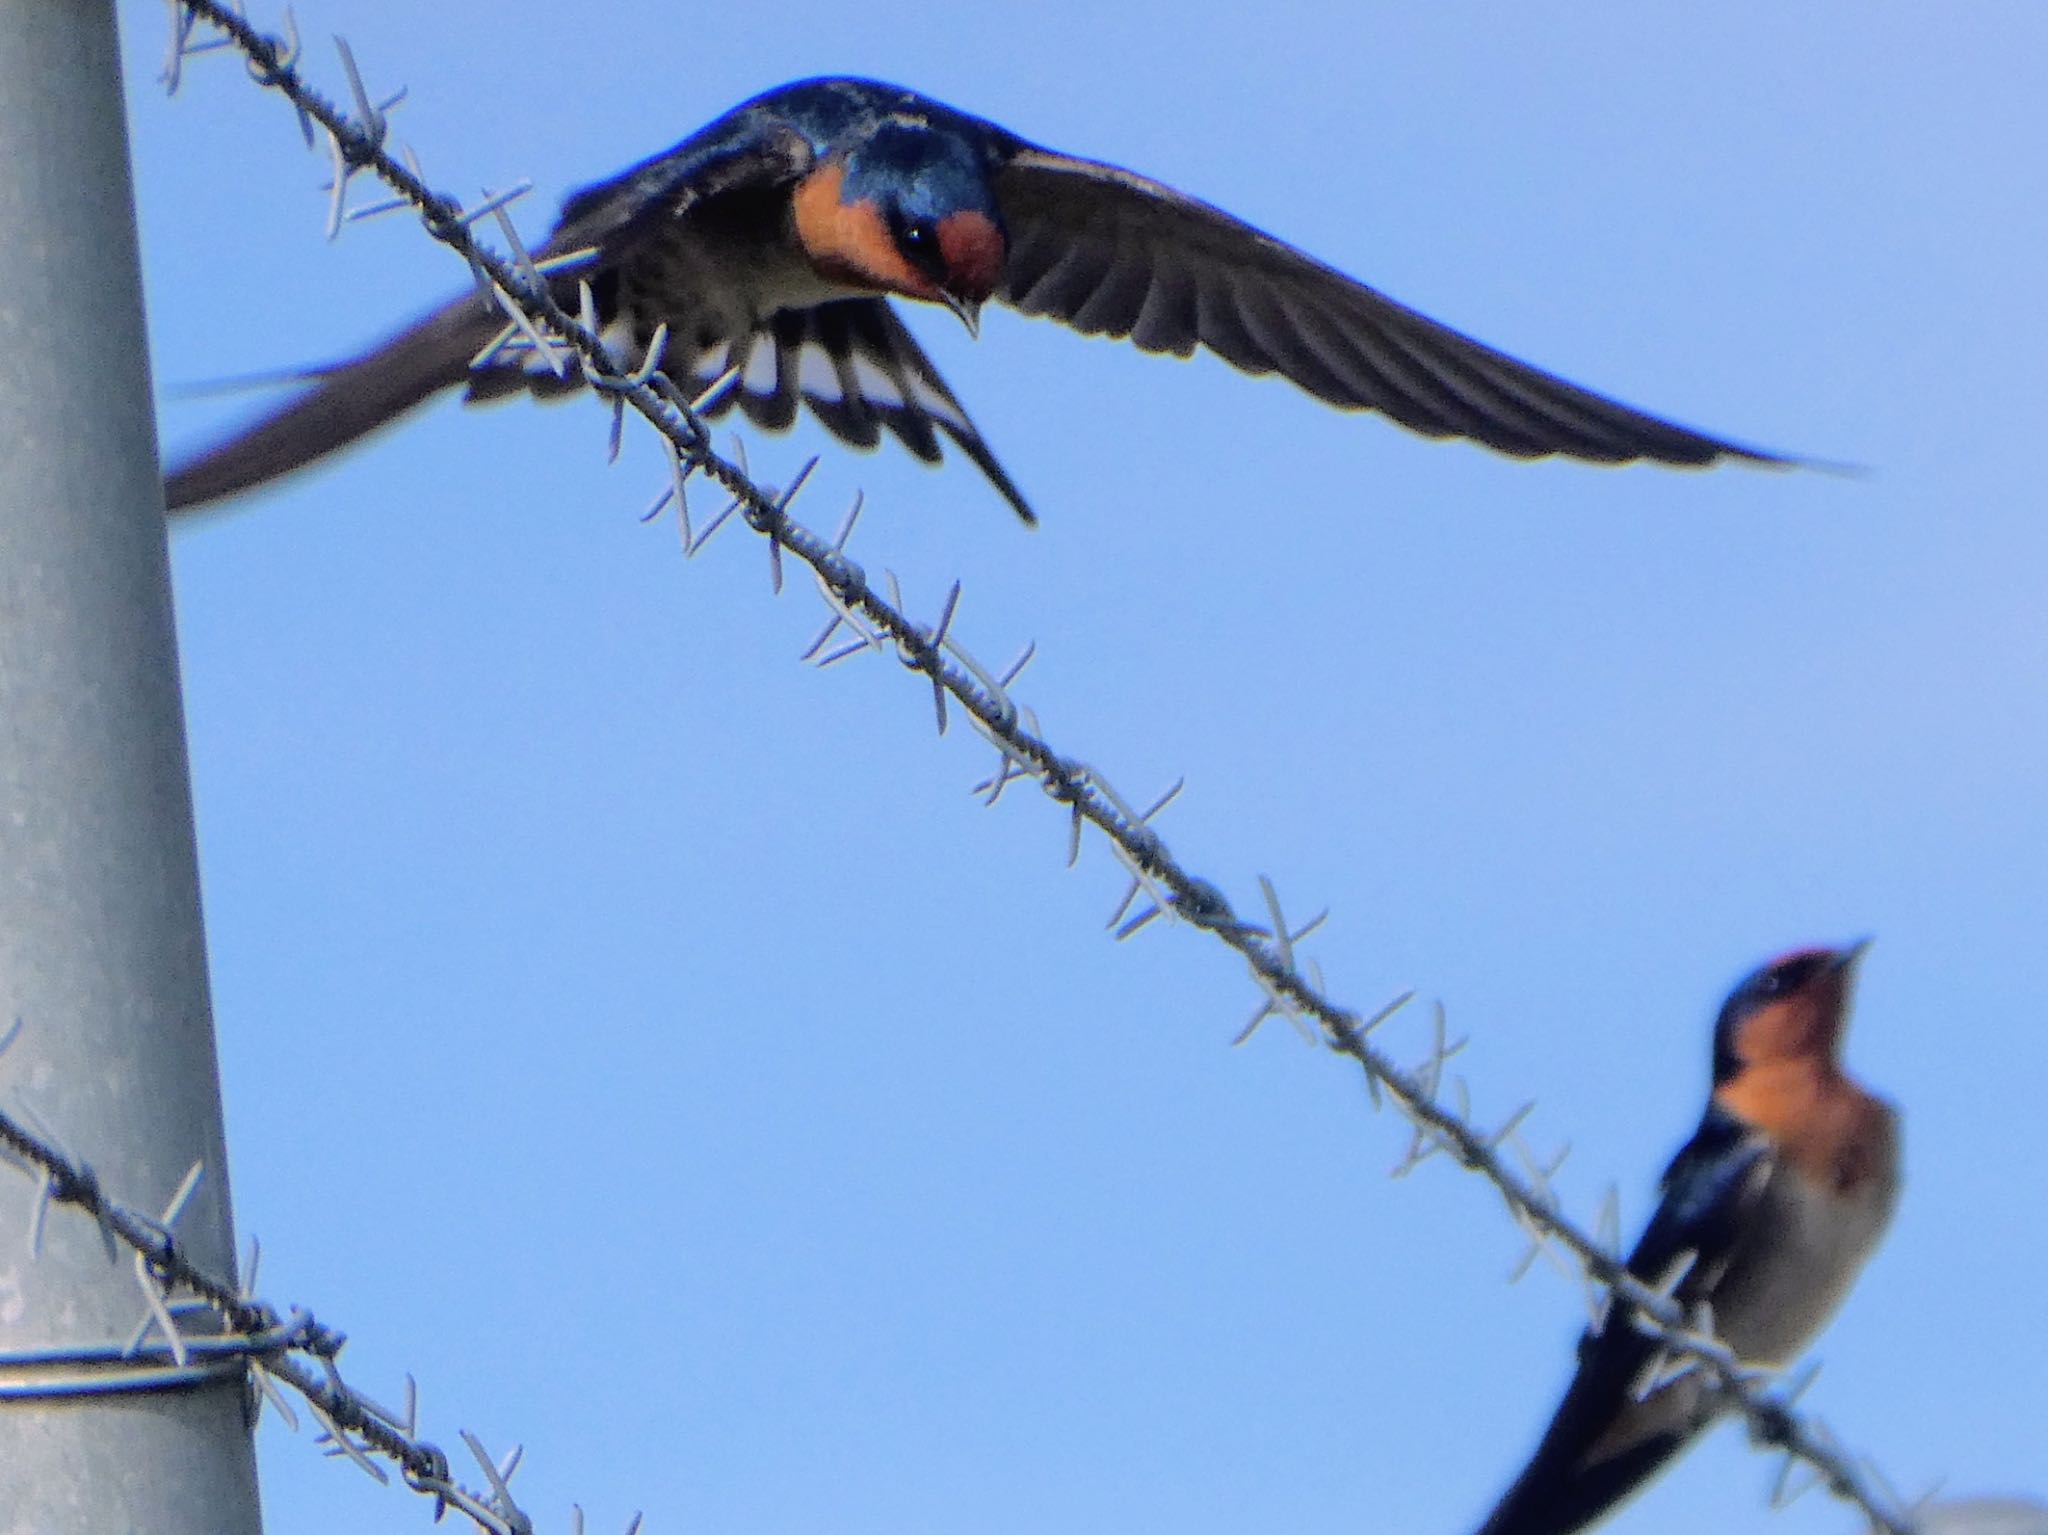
[142,3,1934,1530]
[0,1024,636,1535]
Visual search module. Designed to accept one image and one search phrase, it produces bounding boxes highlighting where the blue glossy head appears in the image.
[794,119,1007,315]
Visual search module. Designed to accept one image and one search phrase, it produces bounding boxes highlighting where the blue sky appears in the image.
[124,4,2043,1533]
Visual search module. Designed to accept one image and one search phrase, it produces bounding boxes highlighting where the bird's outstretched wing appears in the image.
[161,296,501,513]
[1474,1109,1776,1535]
[542,121,815,264]
[162,130,816,516]
[993,147,1783,468]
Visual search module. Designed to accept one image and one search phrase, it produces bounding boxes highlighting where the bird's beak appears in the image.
[1833,937,1875,974]
[940,291,982,339]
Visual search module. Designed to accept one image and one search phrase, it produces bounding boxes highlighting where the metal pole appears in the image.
[0,1,262,1528]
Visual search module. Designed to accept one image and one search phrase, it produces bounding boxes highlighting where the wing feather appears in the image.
[1473,1110,1777,1535]
[994,147,1783,467]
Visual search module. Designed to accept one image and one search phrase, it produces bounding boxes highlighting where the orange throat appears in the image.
[1716,1063,1897,1196]
[791,162,936,300]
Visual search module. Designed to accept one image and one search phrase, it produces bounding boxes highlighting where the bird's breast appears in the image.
[1711,1134,1900,1366]
[610,197,867,355]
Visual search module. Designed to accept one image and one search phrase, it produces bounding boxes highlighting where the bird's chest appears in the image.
[611,194,860,350]
[1713,1155,1898,1365]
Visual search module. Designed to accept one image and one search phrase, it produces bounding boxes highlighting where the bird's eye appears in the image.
[898,219,944,274]
[1757,955,1818,999]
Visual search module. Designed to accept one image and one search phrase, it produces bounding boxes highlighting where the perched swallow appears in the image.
[165,76,1785,524]
[1475,942,1899,1535]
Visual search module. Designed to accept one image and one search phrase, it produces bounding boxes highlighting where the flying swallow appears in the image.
[1474,942,1899,1535]
[165,76,1787,524]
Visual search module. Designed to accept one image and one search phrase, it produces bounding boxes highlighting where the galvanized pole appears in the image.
[0,1,262,1529]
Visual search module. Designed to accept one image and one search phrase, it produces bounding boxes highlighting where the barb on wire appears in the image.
[158,6,1929,1531]
[0,1092,635,1535]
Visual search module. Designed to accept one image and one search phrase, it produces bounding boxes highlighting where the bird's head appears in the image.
[1711,940,1871,1085]
[793,120,1006,333]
